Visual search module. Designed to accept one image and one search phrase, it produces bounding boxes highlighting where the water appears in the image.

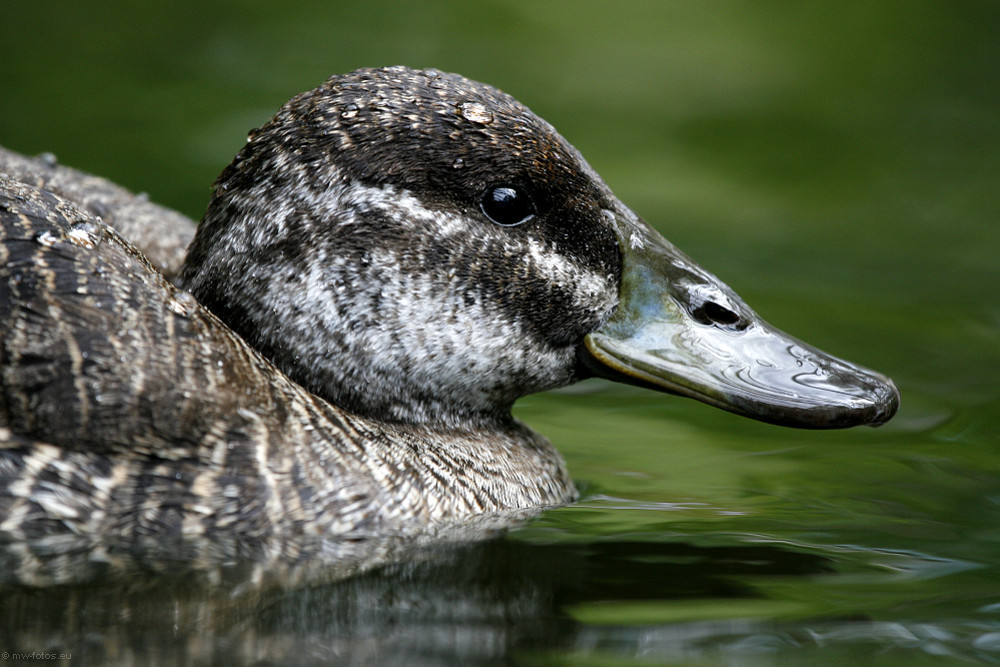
[2,2,999,664]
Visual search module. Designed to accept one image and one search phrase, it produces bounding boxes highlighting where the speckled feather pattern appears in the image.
[0,177,575,540]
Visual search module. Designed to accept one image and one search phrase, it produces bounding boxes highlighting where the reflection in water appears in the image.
[5,526,996,664]
[567,617,1000,664]
[0,527,834,665]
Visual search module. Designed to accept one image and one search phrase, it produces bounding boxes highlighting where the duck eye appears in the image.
[479,185,536,227]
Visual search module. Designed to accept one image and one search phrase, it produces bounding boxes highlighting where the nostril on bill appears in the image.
[693,300,742,328]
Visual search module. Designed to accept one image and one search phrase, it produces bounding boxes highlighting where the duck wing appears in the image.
[0,146,196,283]
[0,177,390,538]
[0,176,264,452]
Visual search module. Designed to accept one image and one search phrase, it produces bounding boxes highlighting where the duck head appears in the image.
[180,66,898,429]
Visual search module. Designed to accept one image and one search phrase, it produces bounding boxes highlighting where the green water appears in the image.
[2,1,999,664]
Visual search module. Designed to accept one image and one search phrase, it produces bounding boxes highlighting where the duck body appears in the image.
[0,179,573,540]
[0,67,898,542]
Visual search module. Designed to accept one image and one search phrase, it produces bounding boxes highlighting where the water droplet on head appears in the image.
[452,157,465,169]
[426,69,446,89]
[458,101,493,124]
[66,220,102,249]
[167,290,199,317]
[340,103,359,119]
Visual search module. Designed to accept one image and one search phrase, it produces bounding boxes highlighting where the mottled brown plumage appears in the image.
[0,175,574,542]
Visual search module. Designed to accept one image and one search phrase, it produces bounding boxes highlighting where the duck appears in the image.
[0,66,899,542]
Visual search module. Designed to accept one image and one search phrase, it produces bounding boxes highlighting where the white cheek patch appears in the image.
[338,248,567,402]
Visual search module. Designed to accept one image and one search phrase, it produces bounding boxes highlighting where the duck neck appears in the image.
[356,414,580,516]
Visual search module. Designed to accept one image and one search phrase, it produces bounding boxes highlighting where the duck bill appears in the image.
[581,209,900,429]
